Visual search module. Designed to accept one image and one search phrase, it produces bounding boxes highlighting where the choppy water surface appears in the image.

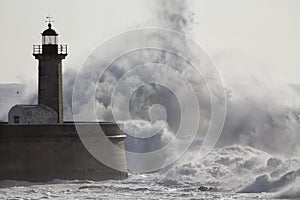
[1,145,299,199]
[0,176,265,200]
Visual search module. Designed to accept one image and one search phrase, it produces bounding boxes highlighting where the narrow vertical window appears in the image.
[14,116,20,124]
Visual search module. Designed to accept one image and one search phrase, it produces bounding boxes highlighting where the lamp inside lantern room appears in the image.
[42,23,58,45]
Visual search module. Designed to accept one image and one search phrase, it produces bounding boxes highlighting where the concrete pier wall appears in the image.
[0,123,128,181]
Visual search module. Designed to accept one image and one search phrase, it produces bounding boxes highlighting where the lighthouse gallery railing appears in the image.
[33,45,67,55]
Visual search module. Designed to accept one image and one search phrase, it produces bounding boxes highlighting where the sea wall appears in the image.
[0,122,128,181]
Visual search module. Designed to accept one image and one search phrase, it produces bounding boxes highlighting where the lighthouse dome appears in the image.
[42,23,58,36]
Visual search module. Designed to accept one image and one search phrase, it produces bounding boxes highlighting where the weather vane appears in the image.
[45,14,54,24]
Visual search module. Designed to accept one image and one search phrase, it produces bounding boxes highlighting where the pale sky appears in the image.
[0,0,299,84]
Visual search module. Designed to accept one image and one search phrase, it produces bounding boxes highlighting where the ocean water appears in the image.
[0,145,299,200]
[0,177,264,200]
[2,1,300,198]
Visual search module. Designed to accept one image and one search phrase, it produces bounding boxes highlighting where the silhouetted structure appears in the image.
[0,20,128,181]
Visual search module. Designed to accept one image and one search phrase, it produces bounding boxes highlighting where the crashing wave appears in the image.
[160,144,300,197]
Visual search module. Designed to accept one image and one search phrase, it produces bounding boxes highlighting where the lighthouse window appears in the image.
[14,116,20,124]
[42,35,57,45]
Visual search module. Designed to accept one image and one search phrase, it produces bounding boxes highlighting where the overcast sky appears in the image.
[0,0,299,84]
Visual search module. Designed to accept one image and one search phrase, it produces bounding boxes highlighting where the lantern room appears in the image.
[33,21,67,55]
[42,23,58,45]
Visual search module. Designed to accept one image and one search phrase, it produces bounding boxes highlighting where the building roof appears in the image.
[9,104,57,116]
[42,23,58,36]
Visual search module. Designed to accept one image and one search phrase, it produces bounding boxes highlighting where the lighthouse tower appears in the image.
[33,20,67,123]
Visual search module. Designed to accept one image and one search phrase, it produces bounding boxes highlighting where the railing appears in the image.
[58,45,68,54]
[33,45,68,55]
[33,45,42,54]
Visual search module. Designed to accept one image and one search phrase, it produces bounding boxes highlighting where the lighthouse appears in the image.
[1,18,128,181]
[33,20,67,123]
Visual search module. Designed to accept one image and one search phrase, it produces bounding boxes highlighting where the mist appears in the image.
[61,0,300,157]
[0,0,299,198]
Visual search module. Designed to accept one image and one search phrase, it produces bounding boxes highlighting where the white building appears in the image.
[8,104,58,124]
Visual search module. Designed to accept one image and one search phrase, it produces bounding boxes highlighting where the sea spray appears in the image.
[1,0,299,197]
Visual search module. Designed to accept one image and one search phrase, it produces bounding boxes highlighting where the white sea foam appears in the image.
[0,0,299,198]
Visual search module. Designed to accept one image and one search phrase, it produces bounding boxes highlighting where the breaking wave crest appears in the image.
[158,145,300,198]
